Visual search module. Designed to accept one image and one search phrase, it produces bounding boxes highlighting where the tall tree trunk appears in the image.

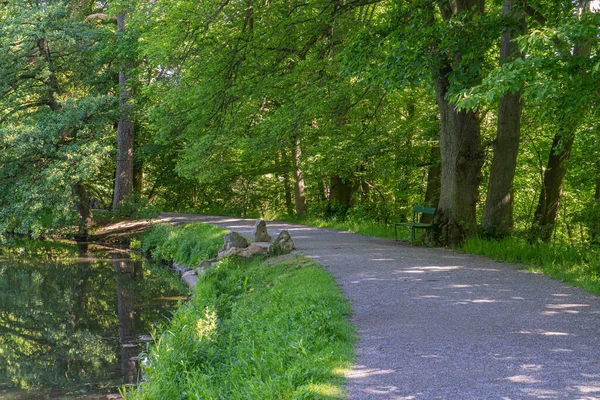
[112,11,134,210]
[292,136,307,218]
[435,70,484,245]
[422,145,441,224]
[530,132,575,242]
[481,0,525,238]
[280,149,294,215]
[329,175,354,215]
[133,159,143,194]
[283,172,293,216]
[592,168,600,244]
[434,0,485,245]
[529,33,589,243]
[72,183,92,242]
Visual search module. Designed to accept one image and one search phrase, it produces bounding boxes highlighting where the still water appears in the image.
[0,248,186,399]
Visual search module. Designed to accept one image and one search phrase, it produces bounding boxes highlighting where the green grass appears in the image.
[140,223,228,265]
[275,215,411,241]
[462,236,600,295]
[127,255,355,400]
[273,214,600,295]
[130,222,356,399]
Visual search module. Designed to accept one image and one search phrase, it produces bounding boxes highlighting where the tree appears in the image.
[0,0,115,239]
[480,0,525,238]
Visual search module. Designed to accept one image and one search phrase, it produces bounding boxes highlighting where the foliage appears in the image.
[462,236,600,295]
[126,255,355,400]
[113,193,161,220]
[0,237,78,260]
[140,223,228,266]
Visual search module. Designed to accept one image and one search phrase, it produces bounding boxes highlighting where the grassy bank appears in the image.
[130,223,355,399]
[273,215,600,295]
[138,223,228,265]
[462,237,600,295]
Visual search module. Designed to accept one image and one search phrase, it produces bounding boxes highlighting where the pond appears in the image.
[0,246,187,399]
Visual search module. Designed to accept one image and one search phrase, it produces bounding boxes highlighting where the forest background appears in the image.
[1,0,599,249]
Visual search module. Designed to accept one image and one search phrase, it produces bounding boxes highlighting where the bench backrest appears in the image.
[413,205,436,223]
[413,205,436,214]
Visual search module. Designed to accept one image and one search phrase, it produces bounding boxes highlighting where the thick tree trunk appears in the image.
[530,133,575,242]
[112,12,134,210]
[481,0,525,237]
[435,72,484,245]
[292,136,307,218]
[422,145,441,224]
[329,175,354,214]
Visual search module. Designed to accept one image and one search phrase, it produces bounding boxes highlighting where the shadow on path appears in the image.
[157,213,600,400]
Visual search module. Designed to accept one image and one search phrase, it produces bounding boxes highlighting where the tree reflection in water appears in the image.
[0,249,185,399]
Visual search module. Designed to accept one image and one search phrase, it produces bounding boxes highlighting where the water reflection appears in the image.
[0,250,186,399]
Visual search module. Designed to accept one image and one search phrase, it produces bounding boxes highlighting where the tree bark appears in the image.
[592,168,600,244]
[529,33,590,243]
[435,70,484,245]
[481,0,525,237]
[329,175,354,215]
[133,159,143,194]
[530,132,575,242]
[422,145,441,224]
[292,136,307,218]
[280,149,294,215]
[112,11,134,210]
[72,182,92,242]
[433,0,485,245]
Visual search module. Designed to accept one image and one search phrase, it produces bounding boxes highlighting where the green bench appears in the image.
[394,205,436,244]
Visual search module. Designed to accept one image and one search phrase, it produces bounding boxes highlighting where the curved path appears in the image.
[158,213,600,400]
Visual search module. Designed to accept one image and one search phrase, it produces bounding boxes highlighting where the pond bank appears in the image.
[0,243,187,399]
[124,221,356,399]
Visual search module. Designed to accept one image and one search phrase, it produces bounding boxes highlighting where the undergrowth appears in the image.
[130,223,356,399]
[462,236,600,295]
[139,223,228,265]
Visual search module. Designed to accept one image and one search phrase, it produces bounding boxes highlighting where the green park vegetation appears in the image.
[130,223,355,399]
[2,0,598,248]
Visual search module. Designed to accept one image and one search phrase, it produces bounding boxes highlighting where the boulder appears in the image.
[220,231,249,252]
[200,258,218,268]
[269,230,295,254]
[218,244,268,260]
[181,270,198,288]
[253,219,271,242]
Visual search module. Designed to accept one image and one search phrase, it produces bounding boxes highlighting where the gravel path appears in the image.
[157,213,600,400]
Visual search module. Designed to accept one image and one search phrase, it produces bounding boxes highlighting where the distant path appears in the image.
[158,213,600,399]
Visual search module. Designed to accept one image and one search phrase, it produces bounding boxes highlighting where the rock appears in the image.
[218,244,268,259]
[200,258,218,267]
[172,262,192,276]
[238,244,268,258]
[253,219,271,242]
[181,269,198,288]
[269,230,295,254]
[220,231,249,253]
